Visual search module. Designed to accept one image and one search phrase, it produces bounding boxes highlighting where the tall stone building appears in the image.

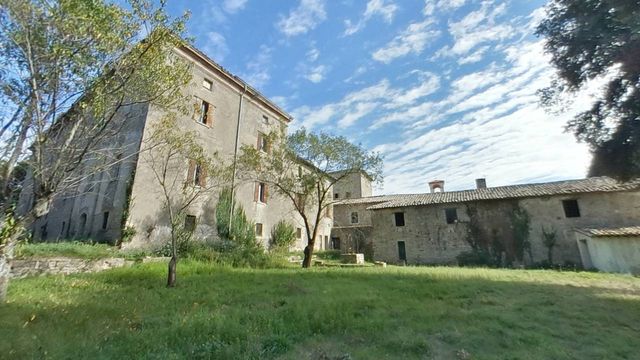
[17,44,333,250]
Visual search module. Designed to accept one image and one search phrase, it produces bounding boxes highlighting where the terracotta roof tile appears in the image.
[361,177,640,210]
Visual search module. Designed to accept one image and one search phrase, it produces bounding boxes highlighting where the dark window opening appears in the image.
[351,211,359,224]
[334,193,339,199]
[296,228,302,239]
[331,237,341,250]
[194,164,203,186]
[255,223,263,236]
[445,208,458,224]
[262,115,269,124]
[102,212,109,230]
[562,199,581,218]
[184,215,196,232]
[394,212,405,227]
[257,133,269,152]
[79,213,87,236]
[257,182,267,203]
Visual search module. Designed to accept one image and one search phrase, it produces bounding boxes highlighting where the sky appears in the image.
[164,0,594,194]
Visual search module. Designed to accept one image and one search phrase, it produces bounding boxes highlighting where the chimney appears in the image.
[428,180,445,193]
[475,178,487,189]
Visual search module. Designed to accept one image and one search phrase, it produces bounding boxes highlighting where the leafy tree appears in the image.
[541,226,557,264]
[143,116,229,287]
[0,0,191,299]
[215,187,258,249]
[239,128,383,268]
[536,0,640,179]
[270,219,296,250]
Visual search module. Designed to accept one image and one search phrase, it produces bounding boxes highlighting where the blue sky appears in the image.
[166,0,593,194]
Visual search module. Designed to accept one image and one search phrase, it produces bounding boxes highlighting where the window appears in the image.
[195,98,213,126]
[334,193,339,199]
[184,215,196,232]
[345,192,351,198]
[298,166,303,178]
[351,211,359,224]
[331,237,341,250]
[255,223,263,236]
[255,182,268,203]
[562,199,581,218]
[324,235,328,246]
[262,115,269,124]
[102,211,109,230]
[445,208,458,224]
[202,79,212,90]
[187,160,207,187]
[296,228,302,239]
[257,133,269,152]
[394,212,405,227]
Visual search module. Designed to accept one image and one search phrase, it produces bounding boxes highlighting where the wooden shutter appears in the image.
[206,105,214,127]
[186,160,196,185]
[199,164,208,187]
[256,133,262,150]
[254,182,259,202]
[264,184,269,203]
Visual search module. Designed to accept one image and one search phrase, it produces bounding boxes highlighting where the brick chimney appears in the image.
[475,178,487,189]
[428,180,444,193]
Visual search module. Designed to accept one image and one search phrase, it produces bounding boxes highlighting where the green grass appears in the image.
[14,242,148,260]
[2,262,639,359]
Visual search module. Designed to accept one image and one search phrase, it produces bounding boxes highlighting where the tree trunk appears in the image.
[167,255,177,287]
[547,247,553,265]
[0,232,18,302]
[302,245,312,268]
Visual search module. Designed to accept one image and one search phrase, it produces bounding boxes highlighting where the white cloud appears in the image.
[424,0,466,16]
[372,19,439,63]
[306,45,320,62]
[276,0,326,37]
[344,0,398,36]
[457,45,488,64]
[203,32,229,62]
[242,45,272,89]
[305,65,328,83]
[222,0,248,13]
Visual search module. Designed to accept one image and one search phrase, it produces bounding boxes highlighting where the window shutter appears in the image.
[264,184,269,203]
[199,164,208,187]
[187,160,196,185]
[192,98,201,120]
[206,105,214,126]
[254,182,259,202]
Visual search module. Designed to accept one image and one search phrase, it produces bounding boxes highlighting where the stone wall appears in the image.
[9,257,136,279]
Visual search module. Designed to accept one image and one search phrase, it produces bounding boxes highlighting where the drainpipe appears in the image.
[228,85,247,235]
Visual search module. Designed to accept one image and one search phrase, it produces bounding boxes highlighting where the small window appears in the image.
[194,164,203,186]
[256,182,267,203]
[262,115,269,124]
[102,211,110,230]
[296,228,302,239]
[257,133,269,152]
[255,223,263,236]
[445,208,458,224]
[345,192,351,198]
[562,199,581,218]
[334,193,339,199]
[185,215,196,232]
[394,212,405,227]
[202,79,212,90]
[198,101,210,124]
[351,212,359,224]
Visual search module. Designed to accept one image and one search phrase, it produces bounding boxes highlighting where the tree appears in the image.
[541,226,557,264]
[143,117,229,287]
[270,219,296,251]
[536,0,640,179]
[0,0,191,299]
[239,128,383,268]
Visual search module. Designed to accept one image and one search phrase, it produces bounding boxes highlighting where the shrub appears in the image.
[315,250,341,260]
[270,220,296,250]
[456,249,496,267]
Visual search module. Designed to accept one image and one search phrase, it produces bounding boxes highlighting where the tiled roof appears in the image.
[578,226,640,237]
[362,177,640,210]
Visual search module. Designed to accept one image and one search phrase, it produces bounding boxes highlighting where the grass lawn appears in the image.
[1,262,639,359]
[14,242,148,260]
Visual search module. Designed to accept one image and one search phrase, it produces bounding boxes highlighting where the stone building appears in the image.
[18,44,333,251]
[332,175,640,268]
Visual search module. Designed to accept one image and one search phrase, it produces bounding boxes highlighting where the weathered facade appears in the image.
[18,44,333,251]
[575,226,640,275]
[332,176,640,268]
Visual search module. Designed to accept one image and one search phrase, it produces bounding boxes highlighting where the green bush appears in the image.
[315,250,341,260]
[456,249,496,267]
[270,220,296,250]
[15,241,118,259]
